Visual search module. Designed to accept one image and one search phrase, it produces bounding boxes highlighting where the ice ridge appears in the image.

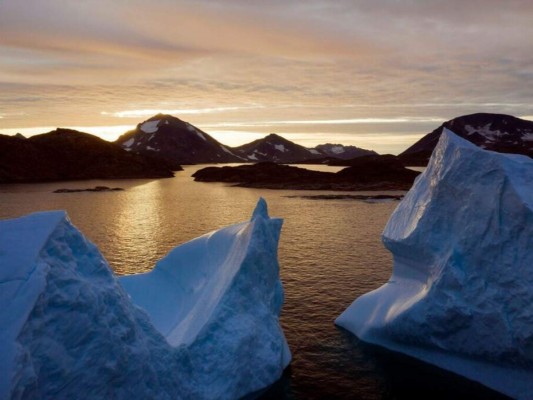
[336,129,533,399]
[1,199,290,399]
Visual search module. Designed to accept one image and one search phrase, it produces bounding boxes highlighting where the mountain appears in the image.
[232,133,321,163]
[314,143,377,159]
[0,129,174,183]
[115,114,243,165]
[115,114,378,165]
[399,113,533,165]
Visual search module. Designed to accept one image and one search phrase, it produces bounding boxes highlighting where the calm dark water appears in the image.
[0,166,506,399]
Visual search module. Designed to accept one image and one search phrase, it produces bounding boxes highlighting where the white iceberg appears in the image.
[0,199,290,399]
[336,129,533,399]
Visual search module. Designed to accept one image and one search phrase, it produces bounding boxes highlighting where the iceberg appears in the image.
[0,199,290,399]
[336,129,533,399]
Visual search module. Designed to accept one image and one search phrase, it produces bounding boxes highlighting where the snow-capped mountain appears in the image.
[232,134,377,163]
[116,115,378,165]
[314,143,377,159]
[115,114,243,166]
[231,133,322,163]
[399,113,533,165]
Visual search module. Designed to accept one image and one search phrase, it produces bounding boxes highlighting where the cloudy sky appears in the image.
[0,0,531,153]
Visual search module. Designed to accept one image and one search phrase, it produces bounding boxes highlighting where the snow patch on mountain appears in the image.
[186,123,207,141]
[329,146,345,154]
[465,123,505,141]
[195,130,206,141]
[123,138,135,148]
[140,120,160,134]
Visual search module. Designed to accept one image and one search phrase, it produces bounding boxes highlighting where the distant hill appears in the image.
[0,129,174,183]
[232,135,377,163]
[314,143,377,160]
[115,114,244,165]
[399,113,533,165]
[231,133,321,163]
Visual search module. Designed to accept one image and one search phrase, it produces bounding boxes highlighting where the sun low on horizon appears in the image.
[0,0,532,154]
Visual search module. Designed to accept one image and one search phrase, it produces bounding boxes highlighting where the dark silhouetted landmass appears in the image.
[193,158,419,191]
[286,194,404,201]
[399,113,533,166]
[115,114,244,165]
[314,143,377,159]
[53,186,124,193]
[232,135,378,164]
[0,129,174,183]
[115,114,378,165]
[232,133,321,163]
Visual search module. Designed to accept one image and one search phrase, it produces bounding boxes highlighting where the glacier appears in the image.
[336,129,533,399]
[0,198,290,399]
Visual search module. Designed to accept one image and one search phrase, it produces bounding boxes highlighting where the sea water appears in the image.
[0,166,506,399]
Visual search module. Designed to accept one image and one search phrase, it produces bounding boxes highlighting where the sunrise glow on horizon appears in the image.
[1,1,532,154]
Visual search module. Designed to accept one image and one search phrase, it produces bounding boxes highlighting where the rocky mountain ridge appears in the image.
[115,114,377,165]
[399,113,533,165]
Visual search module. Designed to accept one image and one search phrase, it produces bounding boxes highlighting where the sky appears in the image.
[0,0,532,154]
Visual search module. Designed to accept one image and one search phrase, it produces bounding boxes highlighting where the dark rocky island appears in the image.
[53,186,124,193]
[0,129,175,183]
[193,158,419,191]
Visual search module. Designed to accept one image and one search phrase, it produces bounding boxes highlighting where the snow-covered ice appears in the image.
[336,129,533,399]
[274,144,287,152]
[1,199,290,399]
[120,197,291,354]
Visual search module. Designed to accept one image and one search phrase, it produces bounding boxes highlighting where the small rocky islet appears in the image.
[53,186,124,193]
